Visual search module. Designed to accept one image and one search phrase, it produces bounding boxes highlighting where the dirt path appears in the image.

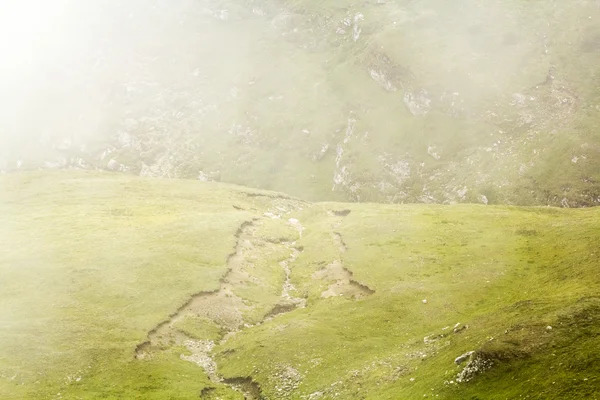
[135,217,307,399]
[313,214,375,299]
[135,221,257,357]
[134,208,374,398]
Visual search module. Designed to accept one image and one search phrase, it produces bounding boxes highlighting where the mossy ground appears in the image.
[1,171,599,399]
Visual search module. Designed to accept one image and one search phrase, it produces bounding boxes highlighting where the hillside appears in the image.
[2,0,600,206]
[1,171,599,399]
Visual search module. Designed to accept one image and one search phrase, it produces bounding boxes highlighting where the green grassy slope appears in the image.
[218,204,600,399]
[1,172,599,399]
[0,171,257,399]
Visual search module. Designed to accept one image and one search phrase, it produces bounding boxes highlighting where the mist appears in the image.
[2,1,600,398]
[1,0,599,205]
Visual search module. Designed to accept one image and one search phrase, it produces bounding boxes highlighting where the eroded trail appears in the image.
[135,221,256,359]
[313,214,375,299]
[135,216,306,399]
[266,243,306,319]
[134,208,373,398]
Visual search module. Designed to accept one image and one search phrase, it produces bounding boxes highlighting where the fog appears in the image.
[1,0,599,204]
[2,2,600,398]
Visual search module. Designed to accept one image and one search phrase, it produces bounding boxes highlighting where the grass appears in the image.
[215,204,600,399]
[174,316,224,342]
[2,1,600,398]
[2,171,599,398]
[4,0,600,207]
[0,171,256,399]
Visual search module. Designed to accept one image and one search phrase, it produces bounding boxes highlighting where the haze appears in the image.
[2,0,597,205]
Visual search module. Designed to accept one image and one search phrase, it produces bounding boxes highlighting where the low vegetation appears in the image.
[1,171,599,399]
[3,0,600,206]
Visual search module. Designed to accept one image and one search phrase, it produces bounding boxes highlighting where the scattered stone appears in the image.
[456,352,494,383]
[404,90,432,116]
[453,323,468,334]
[288,218,304,236]
[106,159,119,171]
[313,143,330,161]
[511,93,527,106]
[180,340,220,382]
[198,170,220,182]
[423,333,447,344]
[454,351,474,365]
[308,391,324,400]
[456,186,468,199]
[369,69,398,92]
[272,365,304,396]
[427,146,441,160]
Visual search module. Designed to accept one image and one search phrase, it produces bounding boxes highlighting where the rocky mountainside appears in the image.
[2,0,600,206]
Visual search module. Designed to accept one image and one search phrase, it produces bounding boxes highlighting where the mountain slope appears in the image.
[2,0,600,206]
[1,171,599,399]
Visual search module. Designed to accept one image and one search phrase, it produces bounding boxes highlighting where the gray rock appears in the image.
[308,391,324,400]
[427,146,441,160]
[369,69,398,92]
[107,159,120,171]
[198,171,221,182]
[404,90,432,116]
[456,352,494,383]
[454,351,474,365]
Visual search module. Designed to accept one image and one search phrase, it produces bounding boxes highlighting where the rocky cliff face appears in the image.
[2,0,600,206]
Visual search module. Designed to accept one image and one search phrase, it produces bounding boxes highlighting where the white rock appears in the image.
[107,159,119,171]
[404,90,432,116]
[427,146,441,160]
[454,351,474,365]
